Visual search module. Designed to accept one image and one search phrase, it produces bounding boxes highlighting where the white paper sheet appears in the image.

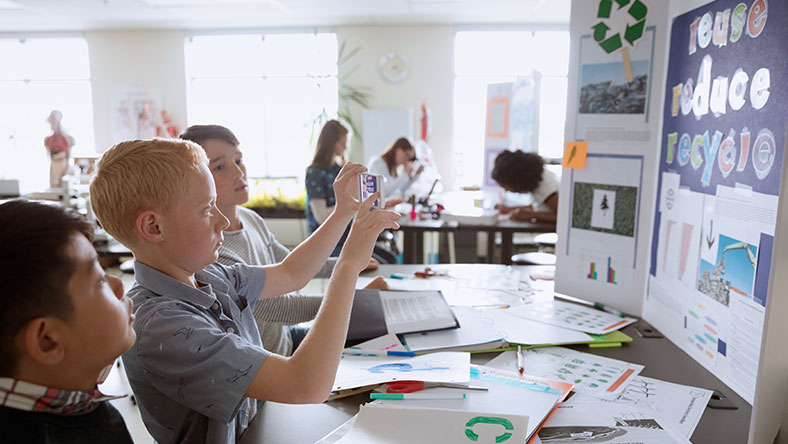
[646,185,776,403]
[374,365,562,442]
[537,402,690,444]
[334,404,529,444]
[485,347,643,400]
[333,352,470,391]
[568,376,713,438]
[505,300,636,334]
[402,306,592,353]
[482,308,596,345]
[401,306,507,352]
[352,333,408,352]
[452,267,523,291]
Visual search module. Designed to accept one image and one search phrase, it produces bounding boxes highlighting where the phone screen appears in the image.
[359,172,383,207]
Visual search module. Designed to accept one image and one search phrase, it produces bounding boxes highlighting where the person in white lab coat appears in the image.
[367,137,424,200]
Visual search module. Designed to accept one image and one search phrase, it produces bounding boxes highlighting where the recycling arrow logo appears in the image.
[593,0,648,54]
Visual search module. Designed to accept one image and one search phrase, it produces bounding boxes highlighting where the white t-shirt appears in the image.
[530,169,560,212]
[367,156,419,198]
[217,206,324,355]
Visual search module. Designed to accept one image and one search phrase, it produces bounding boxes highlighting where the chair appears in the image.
[511,232,557,265]
[510,251,556,266]
[534,232,558,252]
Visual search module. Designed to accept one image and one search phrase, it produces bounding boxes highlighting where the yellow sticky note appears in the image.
[563,141,588,169]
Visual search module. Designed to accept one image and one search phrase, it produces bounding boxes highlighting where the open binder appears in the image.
[347,290,459,342]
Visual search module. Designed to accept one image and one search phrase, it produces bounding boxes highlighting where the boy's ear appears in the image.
[136,210,165,243]
[21,318,66,366]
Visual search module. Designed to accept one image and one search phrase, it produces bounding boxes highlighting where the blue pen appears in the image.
[342,348,415,357]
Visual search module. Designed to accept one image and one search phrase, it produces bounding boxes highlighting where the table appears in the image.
[239,264,752,444]
[398,217,555,265]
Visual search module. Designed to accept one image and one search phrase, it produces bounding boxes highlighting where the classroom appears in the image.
[0,0,786,443]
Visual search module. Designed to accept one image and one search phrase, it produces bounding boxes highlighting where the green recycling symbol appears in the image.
[592,0,648,54]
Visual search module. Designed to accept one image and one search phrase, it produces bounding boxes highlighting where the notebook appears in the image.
[347,290,459,342]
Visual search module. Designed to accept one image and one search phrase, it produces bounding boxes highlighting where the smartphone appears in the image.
[359,172,383,207]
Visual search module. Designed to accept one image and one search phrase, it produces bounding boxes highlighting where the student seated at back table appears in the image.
[366,137,425,199]
[0,200,136,443]
[306,120,400,259]
[180,124,387,356]
[89,138,400,444]
[492,150,559,223]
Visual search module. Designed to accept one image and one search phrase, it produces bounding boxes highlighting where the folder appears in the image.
[347,290,459,342]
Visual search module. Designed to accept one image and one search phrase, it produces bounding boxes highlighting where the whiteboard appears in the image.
[362,108,414,165]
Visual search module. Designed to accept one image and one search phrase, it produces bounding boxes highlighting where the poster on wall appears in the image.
[111,86,164,144]
[483,77,540,188]
[645,0,787,405]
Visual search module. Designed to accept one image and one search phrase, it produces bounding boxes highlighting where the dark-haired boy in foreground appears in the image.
[0,199,136,443]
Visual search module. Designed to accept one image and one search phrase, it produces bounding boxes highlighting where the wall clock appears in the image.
[378,51,410,83]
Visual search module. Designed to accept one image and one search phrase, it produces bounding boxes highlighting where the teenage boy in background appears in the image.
[180,124,386,356]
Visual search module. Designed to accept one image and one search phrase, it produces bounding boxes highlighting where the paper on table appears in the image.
[472,365,573,403]
[352,333,409,352]
[485,347,643,400]
[568,376,713,438]
[537,402,691,444]
[506,300,637,334]
[332,352,470,392]
[375,366,561,442]
[334,404,529,444]
[482,308,594,345]
[402,307,593,352]
[401,306,508,353]
[356,276,450,292]
[453,267,523,291]
[442,287,535,307]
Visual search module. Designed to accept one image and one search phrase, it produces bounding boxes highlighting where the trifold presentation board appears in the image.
[555,0,788,442]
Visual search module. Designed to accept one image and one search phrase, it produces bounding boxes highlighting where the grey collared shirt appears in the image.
[122,261,269,444]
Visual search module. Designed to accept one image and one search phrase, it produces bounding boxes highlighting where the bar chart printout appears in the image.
[607,256,617,284]
[588,262,597,280]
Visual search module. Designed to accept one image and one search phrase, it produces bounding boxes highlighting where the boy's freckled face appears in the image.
[203,139,249,208]
[66,234,136,368]
[163,165,231,272]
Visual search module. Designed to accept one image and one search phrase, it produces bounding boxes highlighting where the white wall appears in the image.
[84,26,457,184]
[336,25,456,188]
[86,30,188,152]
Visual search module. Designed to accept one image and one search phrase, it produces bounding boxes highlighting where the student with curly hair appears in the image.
[491,150,559,223]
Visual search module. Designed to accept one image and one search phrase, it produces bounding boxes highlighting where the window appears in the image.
[185,33,338,178]
[453,30,570,187]
[0,37,95,193]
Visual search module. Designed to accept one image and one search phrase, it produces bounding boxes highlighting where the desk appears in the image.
[398,218,555,264]
[239,264,751,444]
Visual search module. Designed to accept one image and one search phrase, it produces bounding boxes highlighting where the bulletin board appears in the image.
[644,0,788,406]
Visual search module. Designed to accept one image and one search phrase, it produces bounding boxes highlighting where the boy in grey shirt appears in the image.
[90,138,399,444]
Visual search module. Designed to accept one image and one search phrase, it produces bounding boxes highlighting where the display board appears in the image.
[362,108,414,165]
[556,0,670,315]
[644,0,787,406]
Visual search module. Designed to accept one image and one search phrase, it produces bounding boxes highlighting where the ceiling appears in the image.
[0,0,570,32]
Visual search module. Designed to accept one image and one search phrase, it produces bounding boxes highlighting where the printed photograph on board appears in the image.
[572,182,638,237]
